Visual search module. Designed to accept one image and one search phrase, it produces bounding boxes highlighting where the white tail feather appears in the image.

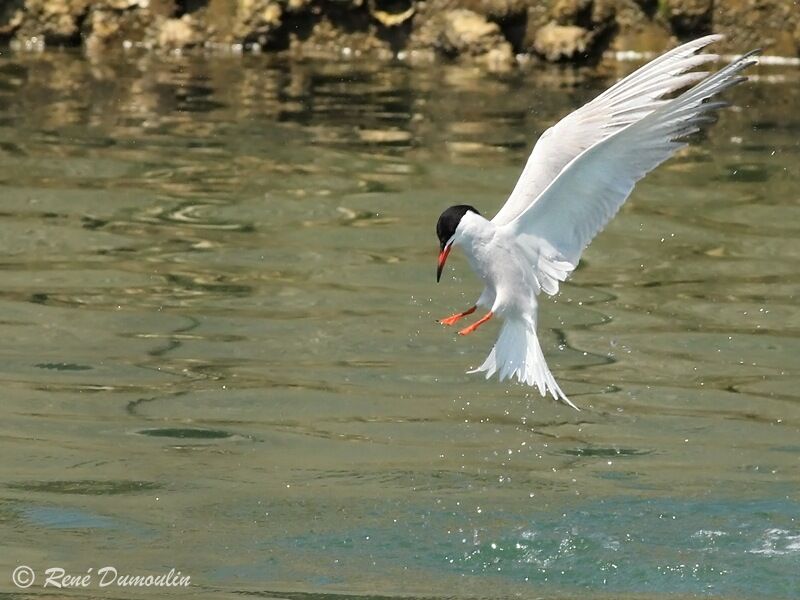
[468,318,578,410]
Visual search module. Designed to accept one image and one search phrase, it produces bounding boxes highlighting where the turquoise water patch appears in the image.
[274,496,800,598]
[20,505,118,530]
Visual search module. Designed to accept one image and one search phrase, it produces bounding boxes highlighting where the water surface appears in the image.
[0,50,798,599]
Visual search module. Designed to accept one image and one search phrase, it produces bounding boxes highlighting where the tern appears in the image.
[435,35,758,409]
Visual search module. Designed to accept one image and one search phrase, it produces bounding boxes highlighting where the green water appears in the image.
[0,50,798,599]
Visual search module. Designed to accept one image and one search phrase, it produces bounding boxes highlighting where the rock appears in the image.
[0,1,25,38]
[522,1,556,43]
[590,0,617,26]
[4,0,799,62]
[710,0,800,58]
[410,8,513,66]
[456,0,530,22]
[147,0,178,17]
[232,0,283,43]
[156,15,203,49]
[610,21,672,54]
[523,0,617,60]
[104,0,150,8]
[552,0,592,25]
[481,44,514,70]
[661,0,712,35]
[15,0,91,44]
[596,0,650,34]
[203,0,285,46]
[285,0,311,11]
[289,17,394,59]
[368,0,415,28]
[441,9,502,54]
[551,0,619,27]
[533,22,595,61]
[409,0,531,24]
[84,7,149,53]
[445,9,514,66]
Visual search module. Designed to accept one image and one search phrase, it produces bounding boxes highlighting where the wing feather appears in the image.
[492,34,725,226]
[506,50,759,268]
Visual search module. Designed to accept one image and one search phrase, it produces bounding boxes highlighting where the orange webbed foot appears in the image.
[438,305,476,326]
[457,312,493,336]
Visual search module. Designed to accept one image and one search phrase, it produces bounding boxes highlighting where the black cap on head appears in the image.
[436,205,480,250]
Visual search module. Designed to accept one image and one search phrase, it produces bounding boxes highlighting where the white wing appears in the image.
[492,34,724,226]
[506,49,759,271]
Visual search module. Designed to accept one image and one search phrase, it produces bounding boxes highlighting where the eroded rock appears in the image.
[523,0,617,60]
[457,0,530,21]
[369,0,415,27]
[410,8,513,66]
[442,9,502,54]
[2,0,797,64]
[710,0,800,57]
[83,6,149,53]
[230,0,283,44]
[661,0,712,35]
[16,0,91,44]
[533,22,594,61]
[290,17,393,59]
[552,0,591,25]
[156,15,204,49]
[0,1,25,38]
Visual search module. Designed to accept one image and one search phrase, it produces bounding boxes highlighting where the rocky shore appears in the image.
[1,1,798,66]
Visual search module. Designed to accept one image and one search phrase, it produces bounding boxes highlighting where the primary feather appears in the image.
[508,47,759,268]
[493,34,725,227]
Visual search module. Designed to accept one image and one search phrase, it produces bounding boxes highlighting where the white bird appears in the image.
[434,35,758,410]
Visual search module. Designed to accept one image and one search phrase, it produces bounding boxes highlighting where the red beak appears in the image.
[437,243,452,283]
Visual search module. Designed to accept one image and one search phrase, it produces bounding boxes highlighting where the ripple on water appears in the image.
[6,480,162,495]
[561,447,654,458]
[135,427,235,440]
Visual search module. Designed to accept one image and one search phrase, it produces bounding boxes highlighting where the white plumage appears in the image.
[435,35,758,409]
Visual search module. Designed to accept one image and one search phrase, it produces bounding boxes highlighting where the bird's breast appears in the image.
[461,232,538,316]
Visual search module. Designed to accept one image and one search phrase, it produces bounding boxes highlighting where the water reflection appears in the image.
[0,48,798,599]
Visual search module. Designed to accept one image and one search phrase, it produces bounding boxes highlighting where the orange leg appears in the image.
[458,312,493,336]
[438,305,476,326]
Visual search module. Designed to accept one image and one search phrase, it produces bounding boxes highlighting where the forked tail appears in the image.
[468,318,578,410]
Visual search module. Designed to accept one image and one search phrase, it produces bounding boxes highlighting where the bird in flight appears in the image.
[435,35,758,410]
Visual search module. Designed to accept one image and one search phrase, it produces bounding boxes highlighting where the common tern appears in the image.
[435,35,758,409]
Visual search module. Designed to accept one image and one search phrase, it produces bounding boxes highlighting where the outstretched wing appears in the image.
[492,34,724,226]
[506,49,759,271]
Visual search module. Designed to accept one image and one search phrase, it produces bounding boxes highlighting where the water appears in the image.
[0,49,798,599]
